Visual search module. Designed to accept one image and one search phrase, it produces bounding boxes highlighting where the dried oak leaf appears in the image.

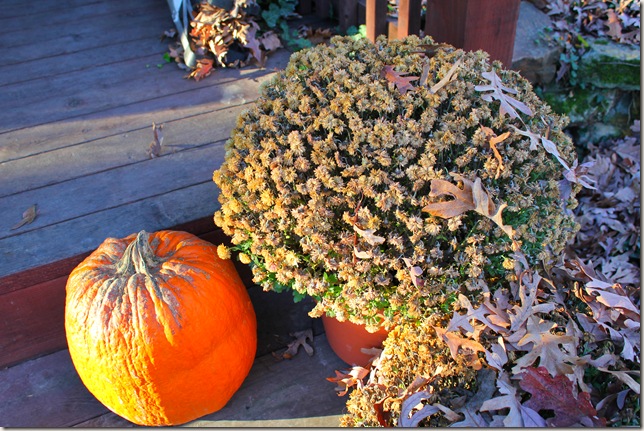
[422,174,516,245]
[480,371,546,427]
[187,58,214,81]
[381,65,418,95]
[326,365,370,396]
[475,70,533,119]
[434,326,485,370]
[398,391,460,427]
[519,366,606,427]
[273,329,314,360]
[11,204,38,230]
[353,225,386,245]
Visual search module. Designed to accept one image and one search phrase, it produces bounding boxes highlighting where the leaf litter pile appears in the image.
[164,1,333,81]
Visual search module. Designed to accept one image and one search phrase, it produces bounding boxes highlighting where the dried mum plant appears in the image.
[213,35,584,331]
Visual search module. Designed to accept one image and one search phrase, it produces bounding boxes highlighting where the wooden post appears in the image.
[316,0,330,19]
[297,0,313,15]
[425,0,520,67]
[366,0,388,42]
[397,0,422,39]
[337,0,359,33]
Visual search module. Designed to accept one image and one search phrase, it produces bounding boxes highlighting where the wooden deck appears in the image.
[0,0,352,427]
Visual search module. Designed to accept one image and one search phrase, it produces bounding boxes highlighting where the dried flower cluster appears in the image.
[213,35,580,330]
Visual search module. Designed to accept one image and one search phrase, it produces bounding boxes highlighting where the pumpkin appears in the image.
[64,230,256,426]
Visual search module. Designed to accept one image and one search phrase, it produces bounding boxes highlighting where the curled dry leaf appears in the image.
[519,366,606,427]
[273,329,314,360]
[353,225,386,245]
[11,204,38,230]
[481,126,510,179]
[429,58,462,94]
[147,122,164,158]
[381,65,418,95]
[422,173,516,246]
[327,365,370,396]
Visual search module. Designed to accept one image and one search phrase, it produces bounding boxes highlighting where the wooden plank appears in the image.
[0,217,218,296]
[0,97,243,203]
[366,0,388,42]
[73,335,346,427]
[0,36,167,88]
[315,0,331,19]
[0,0,104,20]
[1,1,153,35]
[0,181,220,278]
[0,261,320,369]
[337,0,359,32]
[0,349,110,427]
[397,0,422,39]
[1,4,170,66]
[425,0,520,67]
[0,50,290,163]
[0,276,69,369]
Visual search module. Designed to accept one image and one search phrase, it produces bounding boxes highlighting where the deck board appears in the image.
[0,334,347,427]
[0,0,290,280]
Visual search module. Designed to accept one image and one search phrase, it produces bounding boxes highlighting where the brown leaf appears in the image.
[422,174,516,245]
[434,326,485,370]
[147,122,164,158]
[259,31,282,52]
[381,65,418,95]
[275,329,314,360]
[326,365,370,396]
[519,366,606,427]
[187,58,214,81]
[353,225,386,245]
[422,175,475,218]
[11,204,37,230]
[481,127,510,179]
[604,9,623,40]
[429,58,462,94]
[480,371,546,427]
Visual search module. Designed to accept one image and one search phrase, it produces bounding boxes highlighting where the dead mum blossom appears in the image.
[213,35,579,330]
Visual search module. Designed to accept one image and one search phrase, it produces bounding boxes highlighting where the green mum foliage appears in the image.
[213,35,580,330]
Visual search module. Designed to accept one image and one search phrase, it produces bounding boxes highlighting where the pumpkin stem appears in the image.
[116,230,160,277]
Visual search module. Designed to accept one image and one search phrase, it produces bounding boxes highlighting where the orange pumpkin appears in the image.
[64,230,256,426]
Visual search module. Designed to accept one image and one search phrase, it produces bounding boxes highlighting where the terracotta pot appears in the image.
[321,314,389,367]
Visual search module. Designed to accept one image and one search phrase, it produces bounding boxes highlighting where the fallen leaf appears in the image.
[519,366,606,427]
[422,174,516,245]
[604,9,623,40]
[11,204,38,230]
[326,365,370,396]
[353,225,386,245]
[381,65,418,95]
[434,326,486,370]
[398,391,440,427]
[187,57,214,81]
[480,371,546,427]
[147,122,164,158]
[275,329,314,360]
[429,58,462,94]
[481,127,510,179]
[451,368,496,427]
[475,70,533,119]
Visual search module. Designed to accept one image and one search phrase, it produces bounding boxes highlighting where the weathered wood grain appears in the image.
[0,182,219,278]
[2,4,170,66]
[0,55,287,163]
[0,276,69,368]
[1,1,153,35]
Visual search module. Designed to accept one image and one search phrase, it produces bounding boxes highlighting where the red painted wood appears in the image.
[0,217,218,369]
[397,0,422,39]
[366,0,388,42]
[0,276,68,369]
[425,0,520,67]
